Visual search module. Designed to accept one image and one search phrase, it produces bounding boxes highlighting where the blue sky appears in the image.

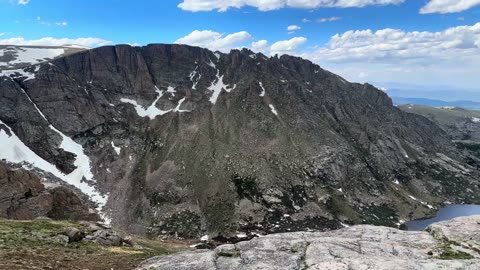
[1,0,480,92]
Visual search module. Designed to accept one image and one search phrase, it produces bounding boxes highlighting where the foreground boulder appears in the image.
[0,161,99,221]
[138,215,480,270]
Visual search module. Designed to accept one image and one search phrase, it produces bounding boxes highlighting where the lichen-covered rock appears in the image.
[138,216,480,270]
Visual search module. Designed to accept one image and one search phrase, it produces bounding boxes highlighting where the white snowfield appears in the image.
[0,45,88,69]
[121,86,191,119]
[189,66,201,90]
[7,47,65,66]
[208,70,236,104]
[0,120,108,210]
[111,141,121,155]
[259,82,266,97]
[0,65,40,82]
[269,104,279,116]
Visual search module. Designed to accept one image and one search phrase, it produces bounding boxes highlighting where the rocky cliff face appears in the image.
[137,215,480,270]
[1,44,479,238]
[399,105,480,164]
[0,161,99,221]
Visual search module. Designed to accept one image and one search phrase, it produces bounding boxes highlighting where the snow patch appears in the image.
[207,59,216,68]
[111,142,121,155]
[393,179,401,185]
[166,86,176,97]
[200,235,209,241]
[0,67,38,81]
[258,82,266,97]
[6,47,65,67]
[189,66,201,90]
[214,52,221,60]
[471,117,480,123]
[408,195,418,201]
[120,86,171,120]
[173,97,190,113]
[208,70,236,104]
[249,54,257,59]
[237,233,247,238]
[269,104,279,116]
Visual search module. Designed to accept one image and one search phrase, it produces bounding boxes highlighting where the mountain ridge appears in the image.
[1,43,479,238]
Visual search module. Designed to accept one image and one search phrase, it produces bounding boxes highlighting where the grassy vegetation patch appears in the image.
[439,247,474,260]
[0,219,184,270]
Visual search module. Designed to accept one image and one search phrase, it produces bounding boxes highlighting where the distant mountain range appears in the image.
[391,97,480,111]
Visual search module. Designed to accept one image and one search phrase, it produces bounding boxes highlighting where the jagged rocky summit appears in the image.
[1,44,479,238]
[138,215,480,270]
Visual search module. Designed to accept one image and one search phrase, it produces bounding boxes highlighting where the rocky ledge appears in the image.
[138,215,480,270]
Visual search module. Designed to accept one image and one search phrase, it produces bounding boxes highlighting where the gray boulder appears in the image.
[138,215,480,270]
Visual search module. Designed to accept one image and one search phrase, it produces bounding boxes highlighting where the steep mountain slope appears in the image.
[1,44,479,238]
[399,105,480,162]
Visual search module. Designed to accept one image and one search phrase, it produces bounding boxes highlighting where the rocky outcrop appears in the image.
[0,161,52,219]
[1,44,480,237]
[0,161,99,221]
[138,215,480,270]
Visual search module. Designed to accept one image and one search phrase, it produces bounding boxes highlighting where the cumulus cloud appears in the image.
[17,0,29,5]
[178,0,405,12]
[251,40,269,53]
[317,16,342,23]
[303,23,480,88]
[304,23,480,64]
[0,37,111,47]
[420,0,480,14]
[287,25,301,31]
[271,37,307,55]
[175,30,252,52]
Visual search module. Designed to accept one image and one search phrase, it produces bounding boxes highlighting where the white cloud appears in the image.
[17,0,29,5]
[305,23,480,64]
[251,40,269,53]
[302,18,311,23]
[0,37,111,47]
[287,25,301,31]
[302,23,480,88]
[175,30,252,52]
[420,0,480,14]
[317,16,342,23]
[271,37,307,55]
[55,22,68,26]
[0,33,5,37]
[178,0,405,12]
